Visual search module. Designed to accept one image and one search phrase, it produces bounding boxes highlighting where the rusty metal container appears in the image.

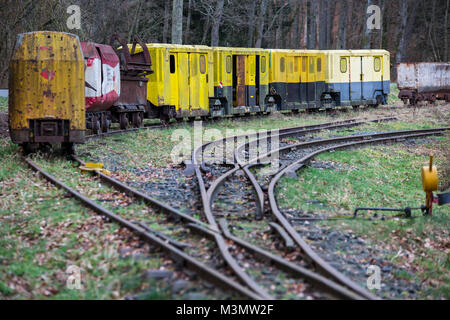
[108,34,153,128]
[110,34,153,110]
[397,62,450,104]
[9,31,85,145]
[81,42,120,112]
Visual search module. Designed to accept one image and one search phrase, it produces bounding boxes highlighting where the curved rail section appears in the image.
[23,157,263,300]
[72,156,363,300]
[191,118,399,299]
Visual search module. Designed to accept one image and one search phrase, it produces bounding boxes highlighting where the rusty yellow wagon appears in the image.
[9,31,85,153]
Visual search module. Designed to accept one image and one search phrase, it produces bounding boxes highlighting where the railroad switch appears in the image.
[421,154,439,216]
[79,162,111,176]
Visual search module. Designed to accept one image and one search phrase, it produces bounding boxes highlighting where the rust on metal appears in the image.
[397,62,450,104]
[24,156,262,300]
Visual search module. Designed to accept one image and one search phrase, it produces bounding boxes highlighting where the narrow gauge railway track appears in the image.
[231,127,449,299]
[23,156,261,300]
[22,155,362,300]
[84,110,393,141]
[189,117,398,300]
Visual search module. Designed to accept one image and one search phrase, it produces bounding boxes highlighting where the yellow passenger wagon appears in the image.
[8,31,85,153]
[211,47,270,115]
[134,44,214,121]
[268,50,326,110]
[323,50,390,107]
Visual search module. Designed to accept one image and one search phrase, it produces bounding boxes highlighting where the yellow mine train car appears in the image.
[211,47,270,116]
[9,31,85,152]
[323,50,390,107]
[268,50,326,110]
[132,44,390,118]
[133,44,213,121]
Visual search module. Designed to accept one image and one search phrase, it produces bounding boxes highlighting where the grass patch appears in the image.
[0,139,175,300]
[388,83,401,104]
[0,97,7,113]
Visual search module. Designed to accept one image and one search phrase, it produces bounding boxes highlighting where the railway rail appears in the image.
[190,117,400,300]
[239,127,449,298]
[22,115,448,300]
[23,153,365,300]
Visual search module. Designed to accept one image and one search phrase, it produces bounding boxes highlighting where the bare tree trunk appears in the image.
[184,0,192,44]
[430,0,441,61]
[326,0,334,49]
[346,0,354,48]
[247,0,257,47]
[396,0,419,63]
[275,9,283,49]
[291,0,300,48]
[255,0,268,48]
[128,0,142,43]
[378,0,385,48]
[201,17,211,45]
[362,0,372,49]
[337,0,348,49]
[307,0,318,49]
[396,0,409,63]
[163,0,170,43]
[210,0,225,47]
[422,0,439,61]
[301,0,308,47]
[319,0,327,49]
[171,0,183,44]
[445,0,449,61]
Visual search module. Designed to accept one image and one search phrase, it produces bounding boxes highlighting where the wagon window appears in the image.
[170,54,176,74]
[317,58,322,72]
[309,58,314,73]
[294,58,298,72]
[200,55,206,74]
[280,57,285,73]
[302,57,307,72]
[374,57,381,72]
[261,56,266,73]
[226,55,232,73]
[340,58,347,73]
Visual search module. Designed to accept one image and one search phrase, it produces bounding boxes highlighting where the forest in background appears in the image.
[1,0,449,87]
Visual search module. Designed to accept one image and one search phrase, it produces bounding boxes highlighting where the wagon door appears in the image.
[248,55,257,106]
[300,56,307,103]
[235,55,246,107]
[373,56,383,97]
[361,56,373,101]
[307,56,317,103]
[189,53,209,111]
[177,52,189,111]
[286,56,298,103]
[350,56,362,102]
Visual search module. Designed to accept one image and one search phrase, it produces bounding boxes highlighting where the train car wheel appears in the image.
[22,143,38,155]
[132,112,142,128]
[101,114,109,133]
[120,113,129,130]
[92,117,101,135]
[62,142,75,155]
